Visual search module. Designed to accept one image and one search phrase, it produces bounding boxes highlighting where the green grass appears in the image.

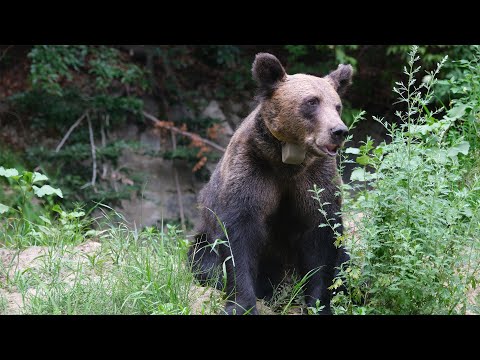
[0,213,214,315]
[0,207,321,315]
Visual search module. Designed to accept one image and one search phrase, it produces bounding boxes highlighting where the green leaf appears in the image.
[447,141,470,159]
[39,215,52,224]
[51,204,63,214]
[32,172,49,183]
[33,185,64,198]
[22,171,33,184]
[350,168,377,182]
[345,147,360,154]
[356,155,371,166]
[0,203,9,214]
[67,211,85,219]
[455,141,470,155]
[446,103,468,120]
[0,167,19,178]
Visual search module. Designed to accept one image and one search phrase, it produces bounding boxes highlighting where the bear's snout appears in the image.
[330,125,349,141]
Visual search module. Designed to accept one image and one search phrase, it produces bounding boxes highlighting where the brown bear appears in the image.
[189,53,352,315]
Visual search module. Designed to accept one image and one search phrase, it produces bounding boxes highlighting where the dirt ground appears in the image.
[0,242,102,315]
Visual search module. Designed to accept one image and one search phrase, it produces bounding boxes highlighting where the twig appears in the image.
[86,112,97,187]
[142,111,226,153]
[56,111,88,153]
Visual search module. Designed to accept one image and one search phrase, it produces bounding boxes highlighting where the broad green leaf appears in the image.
[32,172,49,183]
[33,185,63,198]
[426,148,448,164]
[0,203,9,214]
[0,167,19,178]
[345,147,360,154]
[356,155,371,166]
[447,141,470,159]
[455,141,470,155]
[350,168,377,182]
[446,103,468,120]
[350,168,366,181]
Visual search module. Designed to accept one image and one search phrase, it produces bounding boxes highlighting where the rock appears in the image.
[140,128,161,152]
[111,123,139,141]
[201,100,226,121]
[117,151,202,229]
[229,101,244,114]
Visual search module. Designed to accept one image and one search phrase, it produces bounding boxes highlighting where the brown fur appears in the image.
[189,53,353,315]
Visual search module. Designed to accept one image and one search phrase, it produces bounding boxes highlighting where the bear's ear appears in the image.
[252,53,287,96]
[325,64,353,96]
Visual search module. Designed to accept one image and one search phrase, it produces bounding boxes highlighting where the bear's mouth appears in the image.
[319,144,339,157]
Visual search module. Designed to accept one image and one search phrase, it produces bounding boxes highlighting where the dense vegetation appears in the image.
[0,45,479,314]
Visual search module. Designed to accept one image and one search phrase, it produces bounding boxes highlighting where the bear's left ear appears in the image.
[325,64,353,96]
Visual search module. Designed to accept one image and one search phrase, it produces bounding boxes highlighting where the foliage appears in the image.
[331,46,480,315]
[6,46,149,207]
[0,166,92,248]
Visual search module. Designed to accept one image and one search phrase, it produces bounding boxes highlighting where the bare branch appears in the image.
[142,111,226,153]
[55,112,88,153]
[86,113,97,187]
[101,117,108,179]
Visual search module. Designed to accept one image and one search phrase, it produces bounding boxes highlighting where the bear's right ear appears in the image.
[325,64,353,96]
[252,53,286,96]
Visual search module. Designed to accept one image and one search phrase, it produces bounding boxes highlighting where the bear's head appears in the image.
[252,53,353,164]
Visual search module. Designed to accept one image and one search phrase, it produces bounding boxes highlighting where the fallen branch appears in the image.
[56,111,88,153]
[142,111,226,153]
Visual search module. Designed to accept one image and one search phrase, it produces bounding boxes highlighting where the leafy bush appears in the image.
[332,46,480,315]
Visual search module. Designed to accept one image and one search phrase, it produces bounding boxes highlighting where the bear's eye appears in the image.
[336,104,342,113]
[307,98,319,106]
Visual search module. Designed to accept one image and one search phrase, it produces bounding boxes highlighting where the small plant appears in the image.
[0,167,93,248]
[0,166,63,228]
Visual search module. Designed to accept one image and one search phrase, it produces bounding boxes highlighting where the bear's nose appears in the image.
[331,125,349,140]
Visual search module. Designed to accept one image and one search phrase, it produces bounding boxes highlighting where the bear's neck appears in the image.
[252,112,333,173]
[254,112,282,154]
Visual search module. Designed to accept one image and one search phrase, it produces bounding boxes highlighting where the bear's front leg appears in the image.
[298,226,340,315]
[221,215,268,315]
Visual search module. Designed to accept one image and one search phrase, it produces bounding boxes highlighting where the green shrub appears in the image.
[332,46,480,315]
